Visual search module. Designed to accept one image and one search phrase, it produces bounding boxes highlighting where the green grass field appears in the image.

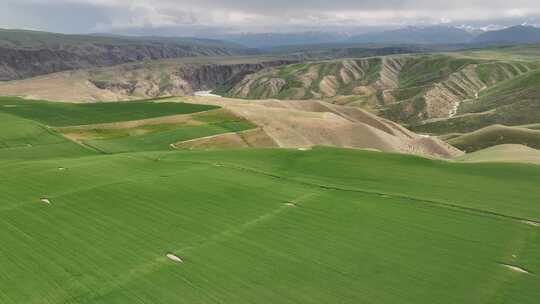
[1,98,539,303]
[0,97,219,127]
[84,121,253,153]
[0,112,96,160]
[0,96,256,154]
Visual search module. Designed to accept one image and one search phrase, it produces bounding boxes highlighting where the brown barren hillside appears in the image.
[171,96,462,158]
[0,57,294,102]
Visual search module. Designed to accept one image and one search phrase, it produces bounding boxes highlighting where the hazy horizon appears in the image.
[1,0,540,37]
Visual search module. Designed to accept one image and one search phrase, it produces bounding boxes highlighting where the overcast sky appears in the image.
[1,0,540,35]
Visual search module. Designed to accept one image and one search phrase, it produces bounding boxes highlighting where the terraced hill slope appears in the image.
[222,51,540,134]
[412,69,540,135]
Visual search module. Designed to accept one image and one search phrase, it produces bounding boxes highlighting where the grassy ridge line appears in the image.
[398,55,477,87]
[462,69,540,113]
[456,144,540,165]
[457,44,540,61]
[448,125,540,152]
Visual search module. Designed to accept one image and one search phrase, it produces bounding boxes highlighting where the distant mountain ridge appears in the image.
[215,25,540,48]
[3,25,540,82]
[473,25,540,44]
[347,26,475,44]
[210,32,350,48]
[0,28,247,49]
[0,29,259,81]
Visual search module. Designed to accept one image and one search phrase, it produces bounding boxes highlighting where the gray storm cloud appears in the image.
[1,0,540,33]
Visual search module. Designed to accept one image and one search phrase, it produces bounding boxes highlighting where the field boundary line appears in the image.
[170,127,258,148]
[194,160,540,227]
[55,131,109,154]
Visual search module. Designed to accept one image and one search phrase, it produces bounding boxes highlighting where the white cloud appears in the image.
[2,0,540,33]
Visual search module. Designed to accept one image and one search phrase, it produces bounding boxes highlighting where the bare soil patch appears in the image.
[177,96,463,158]
[166,253,183,263]
[501,264,530,274]
[173,128,277,150]
[522,220,540,227]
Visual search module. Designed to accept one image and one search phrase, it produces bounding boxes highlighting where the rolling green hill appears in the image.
[0,96,248,157]
[0,111,95,160]
[445,125,540,152]
[0,97,539,303]
[456,144,540,165]
[1,148,539,303]
[457,44,540,61]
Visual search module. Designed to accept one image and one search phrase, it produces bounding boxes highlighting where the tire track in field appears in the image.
[175,191,322,255]
[75,191,322,302]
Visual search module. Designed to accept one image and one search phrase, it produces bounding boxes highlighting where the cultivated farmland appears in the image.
[0,98,539,303]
